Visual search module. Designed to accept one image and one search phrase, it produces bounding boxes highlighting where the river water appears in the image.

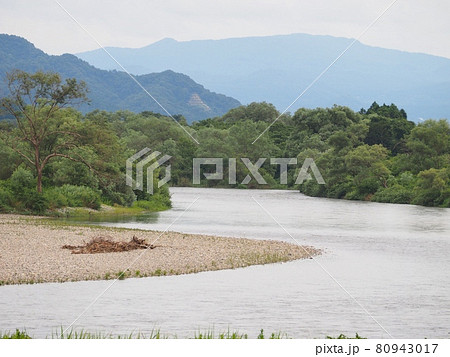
[1,187,449,338]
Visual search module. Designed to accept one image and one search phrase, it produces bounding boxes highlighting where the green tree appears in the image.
[344,144,390,197]
[286,106,363,157]
[404,119,450,173]
[412,168,450,207]
[0,70,88,193]
[364,114,414,154]
[362,101,407,119]
[221,102,280,124]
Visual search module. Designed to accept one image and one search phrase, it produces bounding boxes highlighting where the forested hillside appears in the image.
[0,34,240,123]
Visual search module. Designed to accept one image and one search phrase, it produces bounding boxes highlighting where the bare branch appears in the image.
[40,151,93,172]
[9,146,34,167]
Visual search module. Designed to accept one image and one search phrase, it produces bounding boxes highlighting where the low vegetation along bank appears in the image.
[1,328,363,339]
[0,215,320,285]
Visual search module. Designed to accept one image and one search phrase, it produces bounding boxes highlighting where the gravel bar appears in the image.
[0,214,320,285]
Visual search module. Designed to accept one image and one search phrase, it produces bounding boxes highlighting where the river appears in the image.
[1,187,449,338]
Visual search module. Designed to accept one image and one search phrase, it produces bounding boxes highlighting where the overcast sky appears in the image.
[1,0,449,58]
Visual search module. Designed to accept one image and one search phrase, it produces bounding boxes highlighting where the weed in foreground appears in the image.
[1,328,366,339]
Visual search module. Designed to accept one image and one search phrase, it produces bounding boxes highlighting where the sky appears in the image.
[0,0,449,58]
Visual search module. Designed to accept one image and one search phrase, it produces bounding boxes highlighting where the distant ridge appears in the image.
[77,33,450,121]
[0,34,241,123]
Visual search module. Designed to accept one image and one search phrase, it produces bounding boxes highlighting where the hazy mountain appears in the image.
[0,34,241,123]
[77,33,450,121]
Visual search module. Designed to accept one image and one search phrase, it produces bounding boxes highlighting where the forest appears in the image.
[0,70,449,214]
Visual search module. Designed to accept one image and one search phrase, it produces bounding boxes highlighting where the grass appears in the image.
[53,204,148,219]
[131,199,171,212]
[0,278,45,286]
[151,268,167,277]
[117,271,127,280]
[13,214,145,232]
[53,327,164,339]
[2,328,365,339]
[194,329,285,339]
[195,328,249,339]
[224,251,294,270]
[257,329,289,339]
[327,333,366,339]
[1,329,32,339]
[1,328,368,339]
[0,203,150,219]
[54,196,171,219]
[0,327,370,339]
[0,200,168,220]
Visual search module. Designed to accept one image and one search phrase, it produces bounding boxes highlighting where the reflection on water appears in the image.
[1,188,449,338]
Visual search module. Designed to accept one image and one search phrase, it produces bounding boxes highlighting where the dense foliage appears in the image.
[189,101,449,207]
[0,71,173,214]
[0,70,448,212]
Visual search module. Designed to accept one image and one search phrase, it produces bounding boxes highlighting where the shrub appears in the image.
[101,184,135,207]
[9,167,35,195]
[23,190,49,213]
[411,168,450,207]
[0,184,13,212]
[300,179,327,197]
[344,190,364,201]
[326,180,354,199]
[372,185,413,204]
[51,185,101,209]
[43,188,69,209]
[357,176,381,196]
[412,189,444,207]
[442,189,450,208]
[132,192,172,212]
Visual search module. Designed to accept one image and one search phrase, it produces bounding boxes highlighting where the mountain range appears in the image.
[0,34,240,122]
[77,33,450,121]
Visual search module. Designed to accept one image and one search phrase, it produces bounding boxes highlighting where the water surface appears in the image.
[1,188,449,338]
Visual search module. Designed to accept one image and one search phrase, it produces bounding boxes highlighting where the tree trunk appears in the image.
[35,145,42,194]
[37,169,43,194]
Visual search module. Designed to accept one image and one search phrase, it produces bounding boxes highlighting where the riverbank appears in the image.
[0,214,320,285]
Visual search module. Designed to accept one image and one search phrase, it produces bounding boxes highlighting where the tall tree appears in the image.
[0,70,88,193]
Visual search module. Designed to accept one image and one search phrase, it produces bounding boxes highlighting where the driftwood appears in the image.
[62,235,155,254]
